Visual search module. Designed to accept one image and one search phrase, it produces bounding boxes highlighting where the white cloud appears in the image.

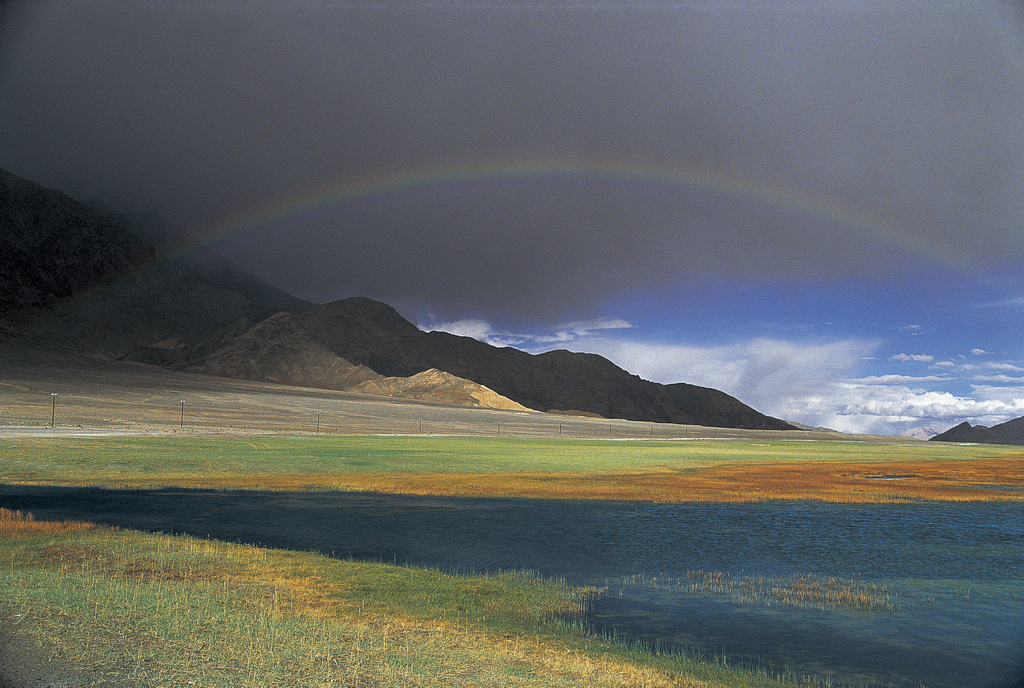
[797,383,1024,435]
[978,294,1024,310]
[427,318,495,340]
[972,384,1024,406]
[971,348,990,356]
[529,331,575,344]
[984,362,1024,373]
[931,361,956,369]
[890,353,934,362]
[423,318,531,348]
[422,316,635,349]
[848,375,947,384]
[974,375,1024,384]
[557,317,634,334]
[531,318,635,344]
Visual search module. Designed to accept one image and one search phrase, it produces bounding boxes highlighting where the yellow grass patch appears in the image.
[0,507,95,535]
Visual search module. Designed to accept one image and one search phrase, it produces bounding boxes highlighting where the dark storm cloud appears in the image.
[2,0,1023,324]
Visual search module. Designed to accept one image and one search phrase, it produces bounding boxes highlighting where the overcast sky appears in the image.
[3,0,1024,435]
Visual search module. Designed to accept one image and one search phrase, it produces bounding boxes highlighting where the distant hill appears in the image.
[197,311,381,389]
[349,368,532,411]
[903,426,951,441]
[930,417,1024,445]
[294,298,796,429]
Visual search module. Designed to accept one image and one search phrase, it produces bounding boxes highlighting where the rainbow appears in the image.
[193,156,959,273]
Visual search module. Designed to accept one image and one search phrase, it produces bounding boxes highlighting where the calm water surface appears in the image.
[2,486,1021,688]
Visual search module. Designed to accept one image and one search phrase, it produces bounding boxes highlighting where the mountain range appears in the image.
[288,298,794,427]
[930,417,1024,445]
[0,166,847,430]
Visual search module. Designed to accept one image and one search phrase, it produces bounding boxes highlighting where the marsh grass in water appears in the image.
[622,571,901,612]
[2,509,839,688]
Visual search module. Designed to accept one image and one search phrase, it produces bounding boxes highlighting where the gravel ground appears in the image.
[0,348,823,441]
[0,612,140,688]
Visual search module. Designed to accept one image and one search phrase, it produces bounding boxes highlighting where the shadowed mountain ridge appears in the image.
[930,417,1024,446]
[296,298,795,429]
[0,167,154,318]
[1,167,311,356]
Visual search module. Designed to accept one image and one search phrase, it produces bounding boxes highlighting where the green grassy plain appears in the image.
[2,435,1021,501]
[4,434,792,481]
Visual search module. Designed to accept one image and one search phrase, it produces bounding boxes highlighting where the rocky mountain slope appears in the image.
[195,311,529,410]
[930,416,1024,445]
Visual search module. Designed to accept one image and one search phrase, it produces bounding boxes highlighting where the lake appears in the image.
[1,485,1021,688]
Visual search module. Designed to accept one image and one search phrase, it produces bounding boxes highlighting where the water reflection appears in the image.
[1,485,1021,688]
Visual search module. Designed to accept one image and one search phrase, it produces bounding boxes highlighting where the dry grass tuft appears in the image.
[624,571,901,612]
[0,507,95,535]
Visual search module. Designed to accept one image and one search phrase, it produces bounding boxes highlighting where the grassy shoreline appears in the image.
[2,508,822,687]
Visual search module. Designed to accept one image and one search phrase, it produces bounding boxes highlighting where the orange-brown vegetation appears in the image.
[141,456,1024,503]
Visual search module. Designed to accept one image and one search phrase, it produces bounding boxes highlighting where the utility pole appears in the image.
[180,400,185,429]
[50,393,57,427]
